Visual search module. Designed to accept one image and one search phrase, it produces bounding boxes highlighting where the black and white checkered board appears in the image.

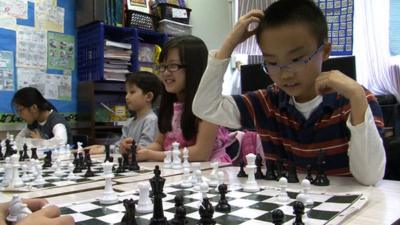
[59,183,367,225]
[0,159,152,191]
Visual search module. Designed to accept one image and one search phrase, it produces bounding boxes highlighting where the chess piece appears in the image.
[121,199,138,225]
[292,201,305,225]
[296,179,314,206]
[198,197,216,225]
[255,154,265,179]
[122,153,130,170]
[0,143,3,160]
[7,195,32,223]
[33,164,46,185]
[208,161,219,187]
[182,147,190,169]
[136,182,153,214]
[265,160,277,180]
[9,154,24,188]
[99,161,118,204]
[129,142,140,171]
[237,161,247,177]
[193,170,203,192]
[53,159,65,178]
[30,148,38,159]
[163,151,172,169]
[305,164,313,182]
[171,142,182,169]
[243,153,260,192]
[42,151,52,168]
[170,195,188,225]
[19,151,24,162]
[1,157,12,187]
[277,177,289,203]
[104,144,111,162]
[287,160,299,183]
[312,150,330,186]
[72,152,78,165]
[149,165,169,225]
[190,162,201,184]
[271,209,284,225]
[67,163,77,180]
[84,162,95,177]
[84,149,92,168]
[215,183,231,212]
[116,157,125,173]
[22,144,29,160]
[181,167,192,188]
[21,164,30,182]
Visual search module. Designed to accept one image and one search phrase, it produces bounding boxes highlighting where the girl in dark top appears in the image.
[12,87,71,146]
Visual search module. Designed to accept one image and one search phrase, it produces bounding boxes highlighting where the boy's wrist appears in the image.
[217,38,236,59]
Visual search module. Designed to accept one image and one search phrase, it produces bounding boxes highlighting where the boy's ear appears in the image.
[30,104,38,112]
[322,43,332,61]
[145,92,154,103]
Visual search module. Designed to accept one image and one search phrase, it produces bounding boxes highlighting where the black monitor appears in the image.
[240,56,356,93]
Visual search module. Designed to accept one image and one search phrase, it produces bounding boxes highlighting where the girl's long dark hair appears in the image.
[12,87,56,112]
[158,35,208,140]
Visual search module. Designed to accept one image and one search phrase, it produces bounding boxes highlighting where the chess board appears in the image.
[0,159,152,191]
[59,182,367,225]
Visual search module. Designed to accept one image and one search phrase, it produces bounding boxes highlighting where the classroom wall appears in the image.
[186,0,234,50]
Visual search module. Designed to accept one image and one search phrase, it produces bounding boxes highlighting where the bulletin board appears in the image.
[0,0,77,123]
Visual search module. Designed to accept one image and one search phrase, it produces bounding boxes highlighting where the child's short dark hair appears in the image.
[256,0,328,46]
[125,71,163,104]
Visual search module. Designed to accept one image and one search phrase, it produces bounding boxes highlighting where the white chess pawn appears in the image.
[181,167,193,188]
[243,153,260,192]
[182,147,190,169]
[208,161,219,187]
[33,164,46,185]
[99,161,118,204]
[21,164,31,182]
[296,179,314,206]
[1,157,12,187]
[193,169,203,191]
[277,177,290,203]
[67,163,77,180]
[163,151,172,169]
[53,159,64,178]
[9,154,24,188]
[171,142,182,169]
[190,162,201,184]
[77,142,83,153]
[136,182,153,213]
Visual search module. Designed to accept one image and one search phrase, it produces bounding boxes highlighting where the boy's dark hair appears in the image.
[12,87,56,112]
[125,71,163,104]
[255,0,328,46]
[158,35,208,140]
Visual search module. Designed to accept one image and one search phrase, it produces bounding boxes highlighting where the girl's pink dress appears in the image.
[163,102,232,163]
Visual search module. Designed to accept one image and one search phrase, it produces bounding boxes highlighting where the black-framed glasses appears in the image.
[158,64,186,72]
[262,45,324,75]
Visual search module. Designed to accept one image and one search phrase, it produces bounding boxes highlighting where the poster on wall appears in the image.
[0,51,14,91]
[47,32,74,70]
[0,0,28,19]
[16,28,47,69]
[315,0,353,55]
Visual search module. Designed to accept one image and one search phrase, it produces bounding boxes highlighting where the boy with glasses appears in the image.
[193,0,386,185]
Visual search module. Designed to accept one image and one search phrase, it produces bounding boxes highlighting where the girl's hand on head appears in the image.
[217,9,264,59]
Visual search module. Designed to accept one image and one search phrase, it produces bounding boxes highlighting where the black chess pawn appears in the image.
[104,144,111,162]
[149,165,169,225]
[84,161,95,177]
[121,199,138,225]
[31,148,38,159]
[116,157,125,174]
[42,151,52,168]
[72,152,78,165]
[305,164,313,182]
[237,161,247,177]
[122,153,130,170]
[78,152,86,170]
[215,183,231,213]
[109,156,116,171]
[271,209,284,225]
[312,150,330,186]
[265,160,277,180]
[19,151,24,162]
[255,154,265,179]
[170,195,188,225]
[0,144,3,160]
[198,197,216,225]
[22,144,29,160]
[4,139,12,157]
[287,161,299,183]
[292,201,305,225]
[275,159,286,181]
[129,142,140,171]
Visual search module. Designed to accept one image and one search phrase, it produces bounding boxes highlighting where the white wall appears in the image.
[186,0,234,50]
